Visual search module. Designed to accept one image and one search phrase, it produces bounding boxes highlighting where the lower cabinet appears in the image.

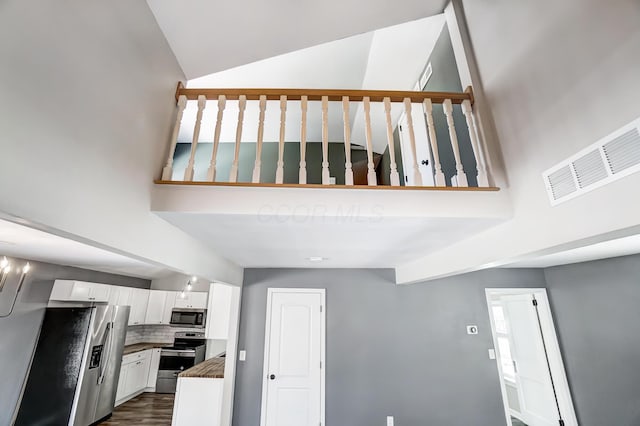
[116,349,160,406]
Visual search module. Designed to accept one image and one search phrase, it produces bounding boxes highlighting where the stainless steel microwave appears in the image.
[169,308,207,328]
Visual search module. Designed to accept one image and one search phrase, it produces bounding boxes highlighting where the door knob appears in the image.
[269,374,276,380]
[421,159,429,166]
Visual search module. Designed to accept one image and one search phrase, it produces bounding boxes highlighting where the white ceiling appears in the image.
[177,15,446,153]
[0,219,170,279]
[147,0,449,79]
[156,212,502,268]
[504,233,640,268]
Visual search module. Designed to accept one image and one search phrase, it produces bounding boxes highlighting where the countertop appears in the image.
[122,342,167,355]
[179,357,226,378]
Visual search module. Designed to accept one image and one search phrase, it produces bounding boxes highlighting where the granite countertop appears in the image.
[122,342,167,355]
[179,357,226,378]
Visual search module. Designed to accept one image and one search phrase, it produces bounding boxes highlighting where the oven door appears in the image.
[156,350,196,393]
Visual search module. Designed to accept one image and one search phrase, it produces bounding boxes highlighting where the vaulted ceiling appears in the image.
[146,0,449,79]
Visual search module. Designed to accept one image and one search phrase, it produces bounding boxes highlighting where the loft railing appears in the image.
[159,83,492,189]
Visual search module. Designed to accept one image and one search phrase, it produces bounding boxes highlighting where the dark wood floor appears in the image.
[100,393,174,425]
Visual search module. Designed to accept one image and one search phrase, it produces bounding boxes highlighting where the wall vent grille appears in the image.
[543,117,640,205]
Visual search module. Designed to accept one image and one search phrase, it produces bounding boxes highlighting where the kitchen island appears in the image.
[171,357,226,426]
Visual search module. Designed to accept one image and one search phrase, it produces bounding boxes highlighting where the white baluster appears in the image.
[342,96,354,185]
[161,95,188,181]
[184,95,207,181]
[229,95,247,183]
[443,99,468,187]
[383,98,400,186]
[403,98,423,186]
[461,100,489,187]
[275,95,287,184]
[206,95,226,182]
[422,99,446,186]
[252,95,267,183]
[321,96,330,185]
[299,96,308,184]
[363,97,378,186]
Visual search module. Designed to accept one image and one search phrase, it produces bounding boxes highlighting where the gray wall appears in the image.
[233,267,546,425]
[0,258,149,425]
[544,254,640,426]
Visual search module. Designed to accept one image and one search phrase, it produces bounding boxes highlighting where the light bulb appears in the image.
[0,257,8,269]
[22,263,31,274]
[186,283,192,291]
[191,276,198,283]
[180,291,186,299]
[4,265,11,273]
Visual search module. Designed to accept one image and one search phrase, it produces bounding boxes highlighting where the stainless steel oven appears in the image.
[156,332,206,393]
[169,308,207,328]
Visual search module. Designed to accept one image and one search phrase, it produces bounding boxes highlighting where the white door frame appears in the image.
[485,288,578,426]
[259,288,326,426]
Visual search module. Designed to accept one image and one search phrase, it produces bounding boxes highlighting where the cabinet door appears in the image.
[145,291,167,325]
[70,282,93,301]
[162,292,177,324]
[49,280,74,301]
[147,348,161,388]
[173,292,190,309]
[116,363,129,402]
[206,283,233,340]
[124,357,150,395]
[90,283,111,302]
[117,287,132,306]
[189,292,209,309]
[129,289,149,326]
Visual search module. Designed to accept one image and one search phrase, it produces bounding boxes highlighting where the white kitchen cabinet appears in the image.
[50,280,111,303]
[205,283,234,340]
[108,286,132,307]
[116,349,152,406]
[147,348,162,389]
[145,291,168,325]
[175,292,208,309]
[128,288,149,326]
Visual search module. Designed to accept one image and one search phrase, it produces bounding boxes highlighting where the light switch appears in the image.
[488,349,496,360]
[387,416,394,426]
[239,350,246,361]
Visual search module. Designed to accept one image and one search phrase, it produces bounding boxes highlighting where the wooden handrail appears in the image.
[174,82,474,105]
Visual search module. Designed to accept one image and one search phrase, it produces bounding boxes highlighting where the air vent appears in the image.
[543,117,640,205]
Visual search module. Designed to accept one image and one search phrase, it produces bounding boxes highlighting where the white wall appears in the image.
[0,0,242,285]
[397,0,640,283]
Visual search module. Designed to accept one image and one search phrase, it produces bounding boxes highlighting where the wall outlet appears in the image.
[239,350,246,361]
[488,349,496,360]
[387,416,394,426]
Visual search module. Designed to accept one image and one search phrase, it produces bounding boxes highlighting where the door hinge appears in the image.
[320,361,322,369]
[559,420,565,426]
[320,305,323,313]
[532,299,538,306]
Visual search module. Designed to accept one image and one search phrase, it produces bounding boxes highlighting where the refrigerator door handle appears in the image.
[98,322,113,385]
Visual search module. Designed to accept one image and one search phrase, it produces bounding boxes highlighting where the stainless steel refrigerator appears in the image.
[15,305,129,426]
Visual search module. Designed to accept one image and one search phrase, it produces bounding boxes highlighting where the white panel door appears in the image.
[262,289,325,426]
[398,109,435,187]
[501,294,558,426]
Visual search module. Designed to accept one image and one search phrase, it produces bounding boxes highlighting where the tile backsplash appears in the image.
[124,325,202,346]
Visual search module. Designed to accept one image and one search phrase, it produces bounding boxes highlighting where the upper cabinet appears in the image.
[205,283,234,340]
[145,290,179,325]
[49,281,209,327]
[174,291,208,309]
[50,280,110,303]
[128,288,149,326]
